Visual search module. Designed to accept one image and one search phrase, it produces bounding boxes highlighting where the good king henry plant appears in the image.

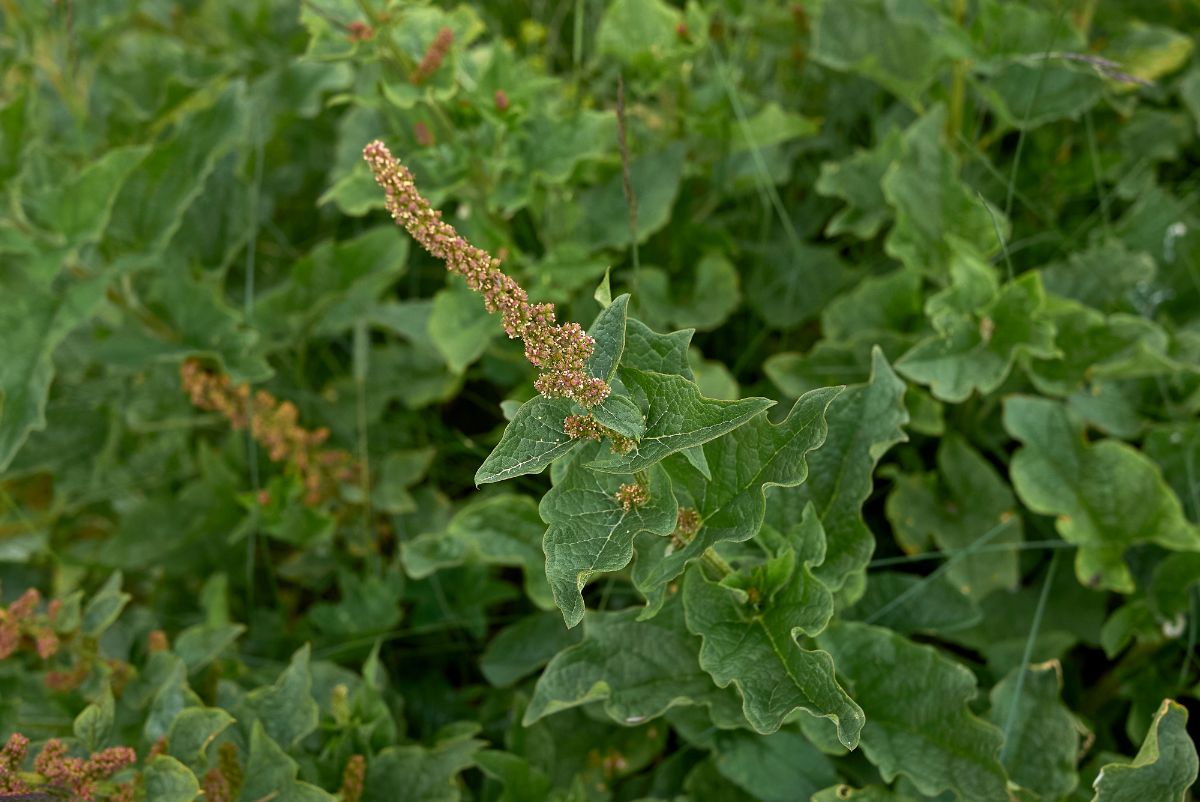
[364,139,876,754]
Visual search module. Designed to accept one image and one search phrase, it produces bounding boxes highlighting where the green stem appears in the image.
[702,547,733,578]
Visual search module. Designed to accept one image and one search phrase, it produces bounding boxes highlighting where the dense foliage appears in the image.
[2,0,1200,799]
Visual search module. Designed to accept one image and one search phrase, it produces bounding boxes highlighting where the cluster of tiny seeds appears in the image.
[676,508,701,538]
[340,755,366,802]
[608,433,635,455]
[494,89,510,111]
[412,26,453,84]
[363,140,610,408]
[615,482,649,511]
[563,415,604,441]
[0,738,139,800]
[180,360,357,505]
[201,741,243,802]
[0,588,60,661]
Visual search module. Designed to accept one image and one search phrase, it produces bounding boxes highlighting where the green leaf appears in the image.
[576,145,686,249]
[596,0,684,73]
[524,594,744,728]
[173,622,245,674]
[103,80,248,267]
[683,553,865,748]
[976,59,1104,130]
[82,572,131,638]
[883,108,1005,278]
[240,644,319,749]
[780,348,909,593]
[364,725,484,802]
[986,662,1081,799]
[429,280,498,373]
[590,393,646,441]
[587,368,774,474]
[897,247,1057,402]
[710,728,838,802]
[885,434,1024,600]
[403,494,553,609]
[480,610,583,688]
[241,721,337,802]
[541,444,677,627]
[816,129,904,239]
[1092,699,1198,801]
[475,297,629,484]
[731,101,820,152]
[812,0,959,104]
[1004,396,1200,593]
[845,571,981,635]
[745,242,859,330]
[819,622,1008,801]
[621,318,694,378]
[632,387,840,608]
[638,253,741,332]
[474,750,552,802]
[73,683,114,752]
[167,707,236,769]
[1040,239,1156,312]
[143,756,202,802]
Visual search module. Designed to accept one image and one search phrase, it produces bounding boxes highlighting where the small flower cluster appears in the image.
[346,20,374,42]
[363,140,610,408]
[180,360,357,505]
[564,415,604,441]
[339,754,366,802]
[412,27,453,84]
[0,588,60,661]
[0,734,136,800]
[615,482,649,511]
[666,508,702,555]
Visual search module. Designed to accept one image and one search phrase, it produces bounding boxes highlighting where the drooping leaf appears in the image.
[818,622,1008,801]
[240,721,337,802]
[1004,396,1200,593]
[1092,699,1198,801]
[363,725,484,802]
[480,611,583,688]
[239,644,320,749]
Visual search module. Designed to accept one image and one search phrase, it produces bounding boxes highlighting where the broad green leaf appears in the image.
[986,662,1080,799]
[1092,699,1198,801]
[731,102,820,152]
[524,594,744,728]
[812,0,959,104]
[683,554,865,748]
[364,725,484,802]
[480,611,583,688]
[523,110,616,185]
[82,572,131,638]
[241,721,337,802]
[845,571,981,635]
[173,623,246,675]
[168,707,235,768]
[819,622,1008,801]
[143,756,202,802]
[637,254,741,332]
[475,296,629,484]
[587,368,774,474]
[474,396,578,484]
[632,387,840,607]
[596,0,684,73]
[0,269,108,471]
[822,266,925,343]
[542,444,677,628]
[590,392,646,440]
[816,129,904,239]
[1103,21,1194,87]
[429,280,498,373]
[474,750,552,802]
[19,144,150,246]
[575,145,685,249]
[883,108,1004,279]
[240,644,319,749]
[885,434,1023,600]
[782,349,908,593]
[73,683,115,752]
[896,247,1057,402]
[621,318,694,378]
[745,242,858,330]
[1040,239,1156,312]
[1004,396,1200,593]
[813,786,919,802]
[402,494,553,609]
[710,728,838,802]
[975,59,1104,130]
[307,569,404,637]
[103,81,248,268]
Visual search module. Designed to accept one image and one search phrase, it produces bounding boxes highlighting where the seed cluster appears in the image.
[0,734,136,799]
[364,140,610,408]
[412,27,454,84]
[180,360,357,505]
[0,588,59,661]
[339,754,366,802]
[615,482,650,511]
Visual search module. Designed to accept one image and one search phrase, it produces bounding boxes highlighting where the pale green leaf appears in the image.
[1092,699,1198,801]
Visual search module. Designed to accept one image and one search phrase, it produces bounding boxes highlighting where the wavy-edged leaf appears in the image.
[1004,396,1200,593]
[525,592,743,728]
[542,444,677,627]
[1092,699,1197,801]
[683,550,864,749]
[986,661,1081,799]
[819,622,1008,801]
[588,368,774,474]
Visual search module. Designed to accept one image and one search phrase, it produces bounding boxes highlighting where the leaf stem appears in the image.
[702,547,733,578]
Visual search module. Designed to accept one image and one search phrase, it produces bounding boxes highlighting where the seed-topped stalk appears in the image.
[363,140,610,408]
